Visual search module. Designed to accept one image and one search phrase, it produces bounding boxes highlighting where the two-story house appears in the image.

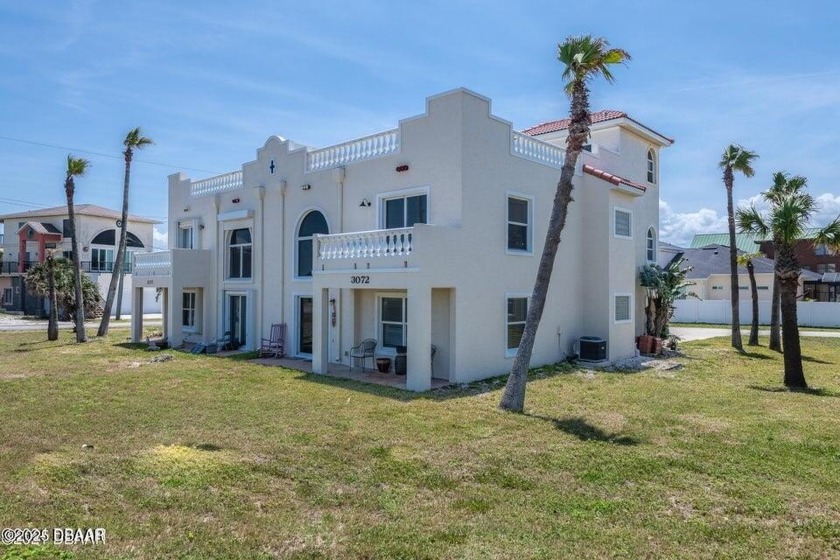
[0,204,158,315]
[131,89,672,390]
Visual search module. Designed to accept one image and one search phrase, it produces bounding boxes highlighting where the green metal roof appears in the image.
[690,228,823,253]
[690,233,763,252]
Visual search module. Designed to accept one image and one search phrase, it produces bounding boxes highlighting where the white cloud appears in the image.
[153,226,168,250]
[659,200,728,247]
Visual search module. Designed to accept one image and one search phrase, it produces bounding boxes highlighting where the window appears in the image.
[297,211,328,278]
[91,247,114,272]
[380,296,407,349]
[507,297,527,355]
[712,285,724,291]
[177,222,194,249]
[228,228,252,279]
[507,196,531,252]
[614,208,632,239]
[646,228,656,262]
[614,294,632,323]
[182,290,199,332]
[384,194,427,229]
[647,149,656,183]
[758,286,770,290]
[816,263,837,273]
[2,288,12,305]
[62,251,73,261]
[814,244,829,256]
[62,219,72,238]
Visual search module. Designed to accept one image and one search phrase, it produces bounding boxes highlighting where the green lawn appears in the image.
[1,332,839,559]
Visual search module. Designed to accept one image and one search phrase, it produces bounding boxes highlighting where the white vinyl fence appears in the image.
[673,299,840,328]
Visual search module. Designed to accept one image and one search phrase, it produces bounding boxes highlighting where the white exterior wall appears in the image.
[153,88,670,389]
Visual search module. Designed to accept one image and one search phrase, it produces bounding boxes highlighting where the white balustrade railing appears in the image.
[307,129,400,172]
[133,251,172,277]
[190,170,244,198]
[511,131,565,169]
[317,227,414,260]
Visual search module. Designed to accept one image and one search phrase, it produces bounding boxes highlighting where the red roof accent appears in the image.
[583,164,647,192]
[522,110,626,136]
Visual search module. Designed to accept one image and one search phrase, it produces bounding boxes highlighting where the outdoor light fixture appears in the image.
[396,164,409,172]
[301,184,312,190]
[232,198,240,203]
[359,198,371,207]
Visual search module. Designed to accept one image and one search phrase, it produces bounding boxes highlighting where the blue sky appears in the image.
[1,0,839,248]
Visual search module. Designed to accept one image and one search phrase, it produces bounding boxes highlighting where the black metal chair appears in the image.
[430,345,437,377]
[350,338,377,372]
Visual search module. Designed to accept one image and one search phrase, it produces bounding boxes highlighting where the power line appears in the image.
[0,134,224,175]
[0,197,49,209]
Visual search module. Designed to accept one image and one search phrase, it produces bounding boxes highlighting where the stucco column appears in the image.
[312,288,330,374]
[131,287,144,342]
[161,288,169,341]
[407,285,432,392]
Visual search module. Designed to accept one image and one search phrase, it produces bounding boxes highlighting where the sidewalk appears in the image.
[0,313,162,332]
[671,326,840,342]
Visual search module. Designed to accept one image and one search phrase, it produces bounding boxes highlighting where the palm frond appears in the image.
[124,127,154,150]
[719,144,758,176]
[66,155,90,177]
[557,35,630,94]
[736,205,770,237]
[814,216,840,252]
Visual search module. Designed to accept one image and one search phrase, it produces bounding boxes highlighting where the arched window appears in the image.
[297,211,328,277]
[647,149,656,184]
[646,227,656,262]
[228,228,252,279]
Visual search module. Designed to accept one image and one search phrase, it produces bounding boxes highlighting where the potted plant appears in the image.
[376,357,392,373]
[639,258,696,355]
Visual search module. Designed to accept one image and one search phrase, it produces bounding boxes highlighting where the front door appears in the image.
[298,296,313,356]
[229,295,247,349]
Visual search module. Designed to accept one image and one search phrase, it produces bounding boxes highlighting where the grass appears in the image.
[1,332,839,559]
[671,322,839,331]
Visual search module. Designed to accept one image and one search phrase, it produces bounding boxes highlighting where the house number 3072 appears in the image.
[350,275,370,284]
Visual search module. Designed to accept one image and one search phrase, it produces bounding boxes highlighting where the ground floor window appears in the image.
[182,290,201,333]
[507,296,527,356]
[380,295,407,349]
[2,288,12,305]
[614,294,632,323]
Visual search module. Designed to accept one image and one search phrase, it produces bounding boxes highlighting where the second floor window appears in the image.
[228,228,252,279]
[647,149,656,183]
[384,194,427,229]
[297,211,328,278]
[91,247,114,272]
[178,223,194,249]
[507,196,531,252]
[646,228,656,262]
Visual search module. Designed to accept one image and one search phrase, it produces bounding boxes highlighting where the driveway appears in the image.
[671,326,840,342]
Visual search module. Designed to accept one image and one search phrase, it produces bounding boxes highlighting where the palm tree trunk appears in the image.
[747,260,759,346]
[98,149,132,336]
[724,176,743,351]
[66,189,87,342]
[769,273,782,352]
[779,273,806,388]
[500,81,589,413]
[47,256,58,341]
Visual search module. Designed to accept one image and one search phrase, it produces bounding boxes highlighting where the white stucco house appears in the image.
[131,88,672,390]
[0,204,160,316]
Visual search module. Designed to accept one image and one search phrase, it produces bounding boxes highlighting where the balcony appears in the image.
[132,249,211,289]
[315,227,424,275]
[81,261,134,274]
[0,261,36,274]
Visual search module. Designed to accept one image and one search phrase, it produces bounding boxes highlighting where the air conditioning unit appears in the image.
[578,336,607,362]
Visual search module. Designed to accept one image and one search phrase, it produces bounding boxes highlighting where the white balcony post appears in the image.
[312,288,330,374]
[406,285,432,391]
[131,287,144,342]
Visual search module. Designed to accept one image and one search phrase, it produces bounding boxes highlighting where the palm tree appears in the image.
[64,155,90,343]
[98,127,153,336]
[736,252,761,346]
[500,35,630,412]
[737,173,840,388]
[719,145,758,352]
[46,252,59,341]
[765,172,801,352]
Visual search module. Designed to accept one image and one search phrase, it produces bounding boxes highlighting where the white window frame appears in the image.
[613,293,633,324]
[646,227,657,262]
[647,149,656,184]
[90,246,115,272]
[181,289,201,333]
[177,220,197,249]
[226,228,252,280]
[506,192,533,255]
[375,292,408,354]
[505,293,529,357]
[293,208,330,281]
[613,207,633,240]
[376,186,430,230]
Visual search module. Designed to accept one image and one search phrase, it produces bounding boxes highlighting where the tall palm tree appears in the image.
[47,252,59,341]
[64,155,90,343]
[765,172,801,352]
[719,145,758,352]
[98,127,153,336]
[500,35,630,412]
[737,173,840,388]
[736,252,761,346]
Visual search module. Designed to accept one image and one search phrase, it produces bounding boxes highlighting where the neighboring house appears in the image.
[0,204,158,315]
[661,243,821,301]
[690,232,840,302]
[131,88,672,390]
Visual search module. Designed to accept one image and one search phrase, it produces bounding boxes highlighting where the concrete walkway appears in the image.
[671,326,840,342]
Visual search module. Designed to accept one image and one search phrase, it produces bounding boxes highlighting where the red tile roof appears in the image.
[522,110,627,136]
[583,164,647,192]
